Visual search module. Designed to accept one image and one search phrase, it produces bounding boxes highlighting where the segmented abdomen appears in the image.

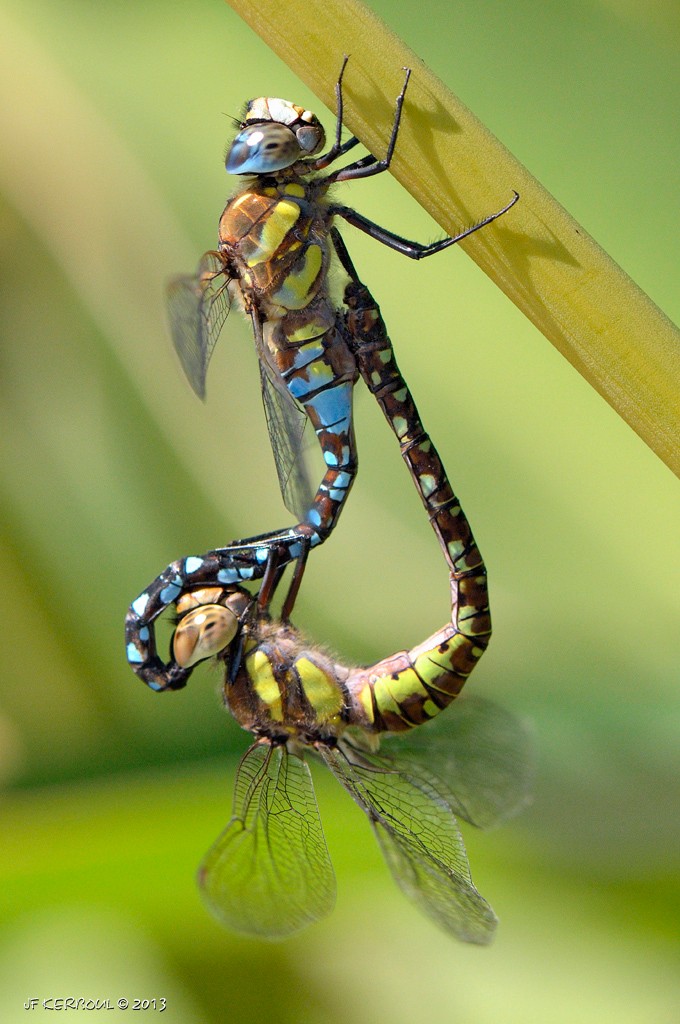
[340,261,491,732]
[346,571,490,733]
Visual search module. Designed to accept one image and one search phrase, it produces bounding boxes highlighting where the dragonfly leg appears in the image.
[257,545,287,613]
[309,56,362,170]
[323,67,412,184]
[280,536,310,622]
[329,190,519,260]
[254,533,311,617]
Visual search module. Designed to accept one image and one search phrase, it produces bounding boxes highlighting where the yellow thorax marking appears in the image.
[284,182,305,197]
[272,244,323,309]
[295,656,343,721]
[248,649,284,721]
[247,199,301,267]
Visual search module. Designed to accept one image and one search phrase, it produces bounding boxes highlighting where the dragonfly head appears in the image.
[172,586,252,669]
[226,97,325,174]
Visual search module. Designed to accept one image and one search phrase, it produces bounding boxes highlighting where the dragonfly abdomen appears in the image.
[347,569,490,734]
[343,275,484,575]
[217,183,363,542]
[333,262,492,732]
[272,319,359,537]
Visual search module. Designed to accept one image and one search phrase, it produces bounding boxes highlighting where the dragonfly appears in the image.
[168,58,518,562]
[126,257,531,941]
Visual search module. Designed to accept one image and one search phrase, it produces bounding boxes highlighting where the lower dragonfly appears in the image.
[126,255,530,941]
[169,58,518,562]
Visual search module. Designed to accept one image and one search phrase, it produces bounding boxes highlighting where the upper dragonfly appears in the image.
[168,59,518,556]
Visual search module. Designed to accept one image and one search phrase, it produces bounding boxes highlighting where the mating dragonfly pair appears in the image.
[126,60,527,942]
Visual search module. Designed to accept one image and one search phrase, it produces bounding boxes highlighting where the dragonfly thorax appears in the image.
[228,615,353,743]
[226,97,325,175]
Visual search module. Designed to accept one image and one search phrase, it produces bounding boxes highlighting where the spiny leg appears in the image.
[310,55,362,170]
[330,191,519,259]
[256,538,310,620]
[315,59,518,254]
[280,536,310,622]
[257,545,287,613]
[323,67,412,184]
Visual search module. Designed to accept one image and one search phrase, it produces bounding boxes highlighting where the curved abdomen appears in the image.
[340,266,492,733]
[346,571,491,733]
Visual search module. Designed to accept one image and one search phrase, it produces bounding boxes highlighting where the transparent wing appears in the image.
[167,251,232,399]
[381,697,535,830]
[321,743,497,944]
[250,310,315,520]
[259,363,315,519]
[199,742,336,940]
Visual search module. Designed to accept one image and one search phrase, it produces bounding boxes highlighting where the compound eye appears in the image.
[226,123,300,174]
[172,604,239,668]
[296,123,325,155]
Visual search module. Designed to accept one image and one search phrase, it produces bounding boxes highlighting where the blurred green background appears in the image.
[1,0,678,1021]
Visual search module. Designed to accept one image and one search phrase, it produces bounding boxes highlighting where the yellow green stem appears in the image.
[226,0,680,477]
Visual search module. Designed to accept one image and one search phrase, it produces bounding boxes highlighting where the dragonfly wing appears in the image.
[199,742,335,939]
[259,363,316,519]
[167,251,232,399]
[251,309,315,519]
[322,744,497,944]
[384,697,534,829]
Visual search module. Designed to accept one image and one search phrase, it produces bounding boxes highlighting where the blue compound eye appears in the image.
[226,124,301,174]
